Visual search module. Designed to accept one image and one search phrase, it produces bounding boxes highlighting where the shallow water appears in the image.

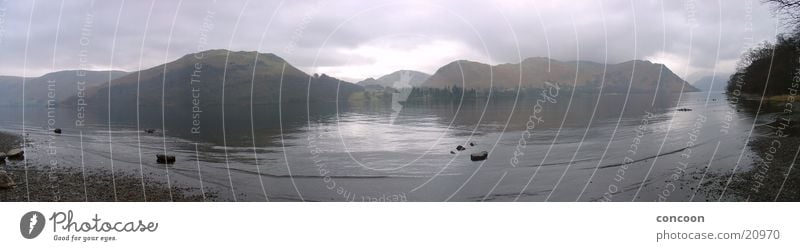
[0,91,761,201]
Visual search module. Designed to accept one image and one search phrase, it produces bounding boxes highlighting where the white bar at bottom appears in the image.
[0,203,796,250]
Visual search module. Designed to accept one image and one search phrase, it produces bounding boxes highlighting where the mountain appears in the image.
[68,50,363,112]
[357,70,430,89]
[692,75,729,92]
[420,58,699,93]
[0,70,127,106]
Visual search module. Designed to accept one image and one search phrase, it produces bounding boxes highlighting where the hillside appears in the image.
[67,50,363,112]
[420,58,698,93]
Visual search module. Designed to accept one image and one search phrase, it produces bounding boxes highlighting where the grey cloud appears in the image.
[0,0,782,83]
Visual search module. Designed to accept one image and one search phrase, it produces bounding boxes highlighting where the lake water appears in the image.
[0,91,764,201]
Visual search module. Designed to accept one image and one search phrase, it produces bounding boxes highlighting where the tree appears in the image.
[728,32,800,95]
[764,0,800,29]
[725,1,800,95]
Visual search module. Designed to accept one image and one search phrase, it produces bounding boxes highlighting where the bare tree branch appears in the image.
[763,0,800,29]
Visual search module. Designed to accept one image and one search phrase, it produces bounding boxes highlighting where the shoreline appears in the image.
[0,131,215,202]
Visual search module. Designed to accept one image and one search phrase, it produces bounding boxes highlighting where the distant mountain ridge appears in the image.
[1,53,697,109]
[357,70,430,89]
[0,70,127,106]
[421,58,699,93]
[692,75,729,92]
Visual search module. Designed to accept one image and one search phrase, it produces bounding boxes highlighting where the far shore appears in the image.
[735,93,800,102]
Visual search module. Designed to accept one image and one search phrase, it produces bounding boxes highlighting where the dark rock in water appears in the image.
[54,128,62,134]
[450,151,455,154]
[469,142,475,147]
[0,170,15,189]
[0,153,6,162]
[144,129,156,134]
[470,151,488,161]
[156,154,176,164]
[677,108,692,112]
[6,149,24,160]
[456,145,466,151]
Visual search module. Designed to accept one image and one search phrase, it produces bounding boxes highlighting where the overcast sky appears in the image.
[0,0,783,83]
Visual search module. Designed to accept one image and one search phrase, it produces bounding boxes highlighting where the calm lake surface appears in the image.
[0,91,764,201]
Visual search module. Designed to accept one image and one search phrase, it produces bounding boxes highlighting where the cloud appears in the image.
[0,0,782,83]
[315,37,482,81]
